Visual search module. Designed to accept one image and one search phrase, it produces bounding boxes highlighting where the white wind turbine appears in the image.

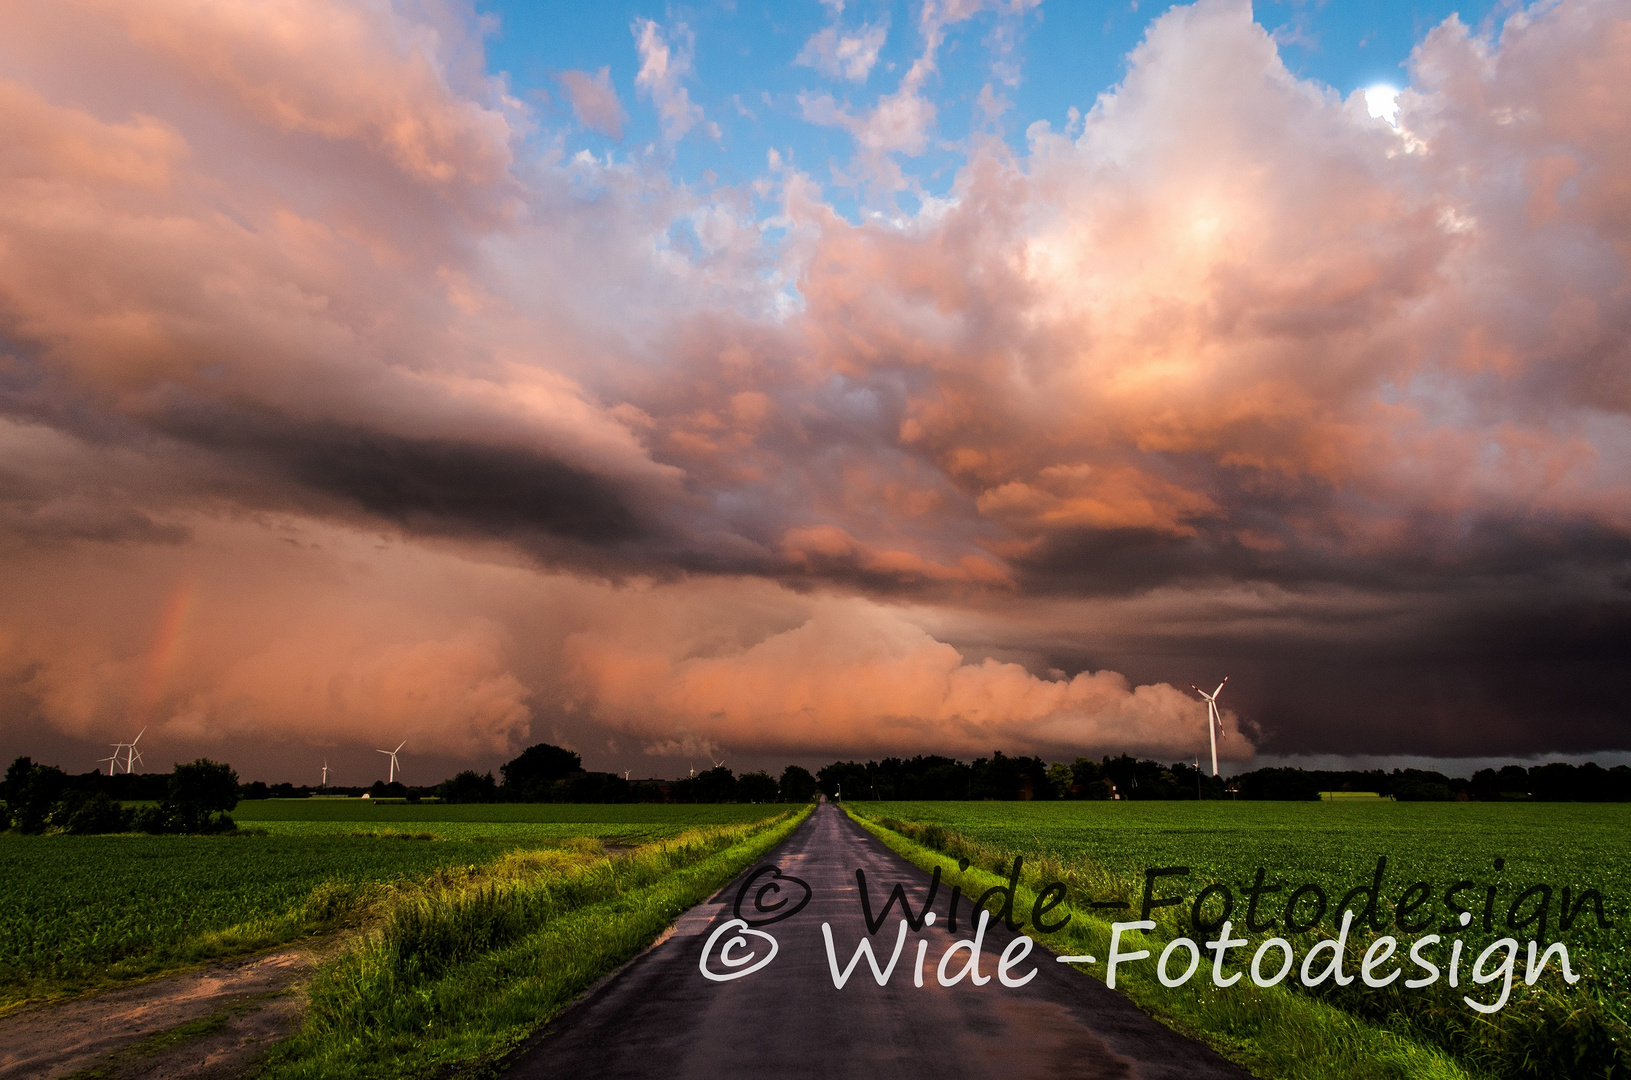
[107,727,146,775]
[376,741,405,784]
[1189,678,1229,777]
[320,760,330,787]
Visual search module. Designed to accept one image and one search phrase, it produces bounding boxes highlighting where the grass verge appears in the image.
[846,807,1479,1080]
[259,807,811,1079]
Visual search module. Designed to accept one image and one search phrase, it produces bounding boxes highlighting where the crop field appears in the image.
[853,800,1628,908]
[234,799,784,844]
[850,801,1631,1080]
[0,801,787,1011]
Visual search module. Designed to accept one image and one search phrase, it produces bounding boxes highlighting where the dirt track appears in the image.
[0,943,328,1080]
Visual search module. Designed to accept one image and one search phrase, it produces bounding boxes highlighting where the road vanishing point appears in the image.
[509,803,1251,1080]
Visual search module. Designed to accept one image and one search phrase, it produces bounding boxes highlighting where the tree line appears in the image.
[1,756,239,834]
[436,746,1631,804]
[6,747,1630,830]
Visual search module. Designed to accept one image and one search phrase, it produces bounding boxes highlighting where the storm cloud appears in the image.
[0,0,1627,777]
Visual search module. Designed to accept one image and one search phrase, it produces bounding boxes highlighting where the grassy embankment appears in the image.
[0,802,788,1013]
[847,801,1629,1080]
[259,806,811,1079]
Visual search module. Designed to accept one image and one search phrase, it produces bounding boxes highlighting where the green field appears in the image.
[0,801,788,1011]
[233,799,784,844]
[849,801,1630,1080]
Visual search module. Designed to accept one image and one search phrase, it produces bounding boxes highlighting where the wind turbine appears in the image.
[320,760,330,787]
[1189,678,1229,777]
[376,741,405,784]
[107,728,146,775]
[711,756,727,770]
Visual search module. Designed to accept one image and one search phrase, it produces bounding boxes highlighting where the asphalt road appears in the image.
[507,803,1253,1080]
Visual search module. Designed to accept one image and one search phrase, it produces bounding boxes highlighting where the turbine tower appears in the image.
[1189,678,1229,777]
[320,760,330,787]
[124,728,146,774]
[376,741,405,784]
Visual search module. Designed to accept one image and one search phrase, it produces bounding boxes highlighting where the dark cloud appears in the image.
[158,404,648,549]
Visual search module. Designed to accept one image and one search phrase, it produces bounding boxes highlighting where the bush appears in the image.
[1394,780,1453,801]
[63,792,132,834]
[134,803,176,833]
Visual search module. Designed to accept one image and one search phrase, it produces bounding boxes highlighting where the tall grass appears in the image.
[262,809,810,1079]
[850,810,1480,1080]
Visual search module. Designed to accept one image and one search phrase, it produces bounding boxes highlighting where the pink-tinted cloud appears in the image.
[632,18,716,142]
[796,22,889,83]
[564,596,1248,761]
[559,67,626,138]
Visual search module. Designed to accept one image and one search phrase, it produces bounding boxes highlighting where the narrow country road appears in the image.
[507,803,1252,1080]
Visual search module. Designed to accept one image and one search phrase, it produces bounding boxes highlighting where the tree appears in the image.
[164,759,239,833]
[693,766,736,803]
[778,765,818,803]
[3,757,70,833]
[816,761,869,800]
[438,770,498,804]
[500,742,582,801]
[737,771,779,803]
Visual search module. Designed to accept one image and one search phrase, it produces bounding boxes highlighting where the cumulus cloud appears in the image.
[632,18,716,142]
[796,22,889,82]
[558,67,626,138]
[798,0,1036,180]
[0,0,1627,771]
[564,596,1247,761]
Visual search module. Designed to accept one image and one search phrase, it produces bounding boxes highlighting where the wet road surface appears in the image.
[507,804,1252,1080]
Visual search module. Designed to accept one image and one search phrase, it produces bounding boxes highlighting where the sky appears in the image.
[0,0,1627,785]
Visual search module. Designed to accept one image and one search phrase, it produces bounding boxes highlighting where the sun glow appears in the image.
[1364,84,1401,126]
